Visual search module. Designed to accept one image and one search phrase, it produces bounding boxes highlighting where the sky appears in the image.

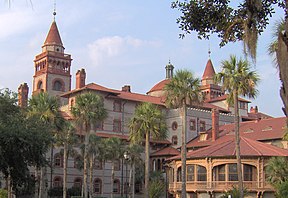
[0,0,285,117]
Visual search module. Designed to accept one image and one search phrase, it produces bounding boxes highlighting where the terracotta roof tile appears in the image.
[147,79,171,94]
[202,59,216,79]
[206,94,251,103]
[151,146,180,157]
[44,21,63,46]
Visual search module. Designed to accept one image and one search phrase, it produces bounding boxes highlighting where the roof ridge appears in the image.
[241,137,263,156]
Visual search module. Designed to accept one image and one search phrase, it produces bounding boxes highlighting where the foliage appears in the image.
[275,180,288,198]
[171,0,283,60]
[148,180,165,198]
[48,187,63,197]
[220,186,248,198]
[0,189,8,198]
[67,187,82,196]
[265,157,288,186]
[0,89,51,190]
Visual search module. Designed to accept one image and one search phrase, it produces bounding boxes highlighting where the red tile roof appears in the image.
[170,135,288,160]
[44,21,63,46]
[151,146,180,157]
[202,59,215,79]
[206,94,251,103]
[147,79,171,94]
[186,117,287,149]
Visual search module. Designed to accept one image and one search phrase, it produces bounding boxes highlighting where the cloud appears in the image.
[87,36,160,66]
[0,9,36,40]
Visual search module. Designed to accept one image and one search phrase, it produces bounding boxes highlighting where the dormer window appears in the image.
[199,133,208,141]
[262,126,272,131]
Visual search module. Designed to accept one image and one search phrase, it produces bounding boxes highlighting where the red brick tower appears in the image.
[32,17,72,104]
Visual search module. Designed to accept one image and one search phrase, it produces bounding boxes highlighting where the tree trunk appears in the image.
[83,131,89,198]
[89,154,94,198]
[131,163,135,198]
[128,163,133,198]
[111,161,115,198]
[34,168,39,198]
[181,104,187,198]
[63,142,68,198]
[7,174,11,198]
[39,167,44,198]
[50,145,54,189]
[144,131,150,198]
[234,91,244,198]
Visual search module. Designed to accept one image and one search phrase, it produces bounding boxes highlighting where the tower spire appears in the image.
[53,0,57,21]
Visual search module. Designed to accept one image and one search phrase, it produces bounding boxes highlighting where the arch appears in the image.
[73,177,82,188]
[172,121,178,130]
[113,179,120,193]
[177,167,181,182]
[52,79,64,91]
[53,176,62,187]
[93,178,102,194]
[37,80,43,90]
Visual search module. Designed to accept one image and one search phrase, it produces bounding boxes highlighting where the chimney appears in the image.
[122,85,131,92]
[18,83,29,108]
[211,108,219,141]
[76,68,86,89]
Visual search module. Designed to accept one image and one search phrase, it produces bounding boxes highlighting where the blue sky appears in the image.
[0,1,284,117]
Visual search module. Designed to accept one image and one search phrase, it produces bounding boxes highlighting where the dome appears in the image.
[147,79,171,97]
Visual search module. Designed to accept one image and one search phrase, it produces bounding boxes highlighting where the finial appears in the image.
[53,0,57,20]
[208,41,211,59]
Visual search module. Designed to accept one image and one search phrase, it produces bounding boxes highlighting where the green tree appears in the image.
[103,137,124,198]
[266,157,288,186]
[215,55,259,198]
[220,186,248,198]
[171,0,288,117]
[164,69,202,198]
[0,89,51,198]
[129,102,167,198]
[54,121,78,198]
[71,92,107,198]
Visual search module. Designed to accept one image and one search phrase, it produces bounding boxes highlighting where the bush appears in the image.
[68,187,81,196]
[148,180,165,198]
[48,187,63,197]
[0,189,8,198]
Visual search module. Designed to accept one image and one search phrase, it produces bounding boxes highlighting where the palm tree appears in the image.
[103,137,124,198]
[71,92,107,198]
[129,102,167,198]
[54,121,78,198]
[265,157,288,186]
[126,144,144,198]
[27,92,61,198]
[87,134,101,197]
[214,55,259,198]
[164,69,202,198]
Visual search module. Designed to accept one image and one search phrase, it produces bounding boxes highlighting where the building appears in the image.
[14,14,280,198]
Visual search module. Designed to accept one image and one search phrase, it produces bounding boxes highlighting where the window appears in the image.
[74,156,82,169]
[187,165,195,181]
[54,153,63,167]
[53,80,63,91]
[239,101,246,109]
[113,179,120,193]
[53,177,62,187]
[190,119,196,131]
[199,133,208,141]
[197,165,207,181]
[37,81,43,90]
[95,121,103,131]
[135,182,142,193]
[228,164,238,181]
[244,164,255,181]
[94,178,102,194]
[74,178,82,188]
[172,121,178,130]
[94,159,102,170]
[113,100,122,112]
[114,160,120,171]
[199,121,206,131]
[217,164,226,181]
[113,119,121,132]
[124,182,129,194]
[177,167,181,182]
[172,135,178,145]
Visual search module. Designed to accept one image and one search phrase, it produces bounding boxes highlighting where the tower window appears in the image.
[53,80,63,91]
[37,81,43,90]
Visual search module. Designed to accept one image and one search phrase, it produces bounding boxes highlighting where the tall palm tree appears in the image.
[87,134,101,197]
[71,92,107,198]
[214,55,259,198]
[103,137,124,198]
[126,144,143,198]
[129,102,167,198]
[27,92,61,198]
[164,69,202,198]
[54,121,78,198]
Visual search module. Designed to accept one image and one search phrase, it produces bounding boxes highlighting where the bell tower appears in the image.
[33,12,72,104]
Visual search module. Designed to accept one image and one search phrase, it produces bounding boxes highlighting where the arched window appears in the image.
[94,178,102,194]
[53,176,62,187]
[197,165,207,181]
[54,153,63,167]
[37,81,43,90]
[113,179,120,193]
[53,80,63,91]
[177,167,181,182]
[94,159,102,170]
[74,178,82,188]
[172,135,178,145]
[172,121,178,130]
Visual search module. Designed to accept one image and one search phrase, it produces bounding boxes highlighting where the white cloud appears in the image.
[87,36,160,66]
